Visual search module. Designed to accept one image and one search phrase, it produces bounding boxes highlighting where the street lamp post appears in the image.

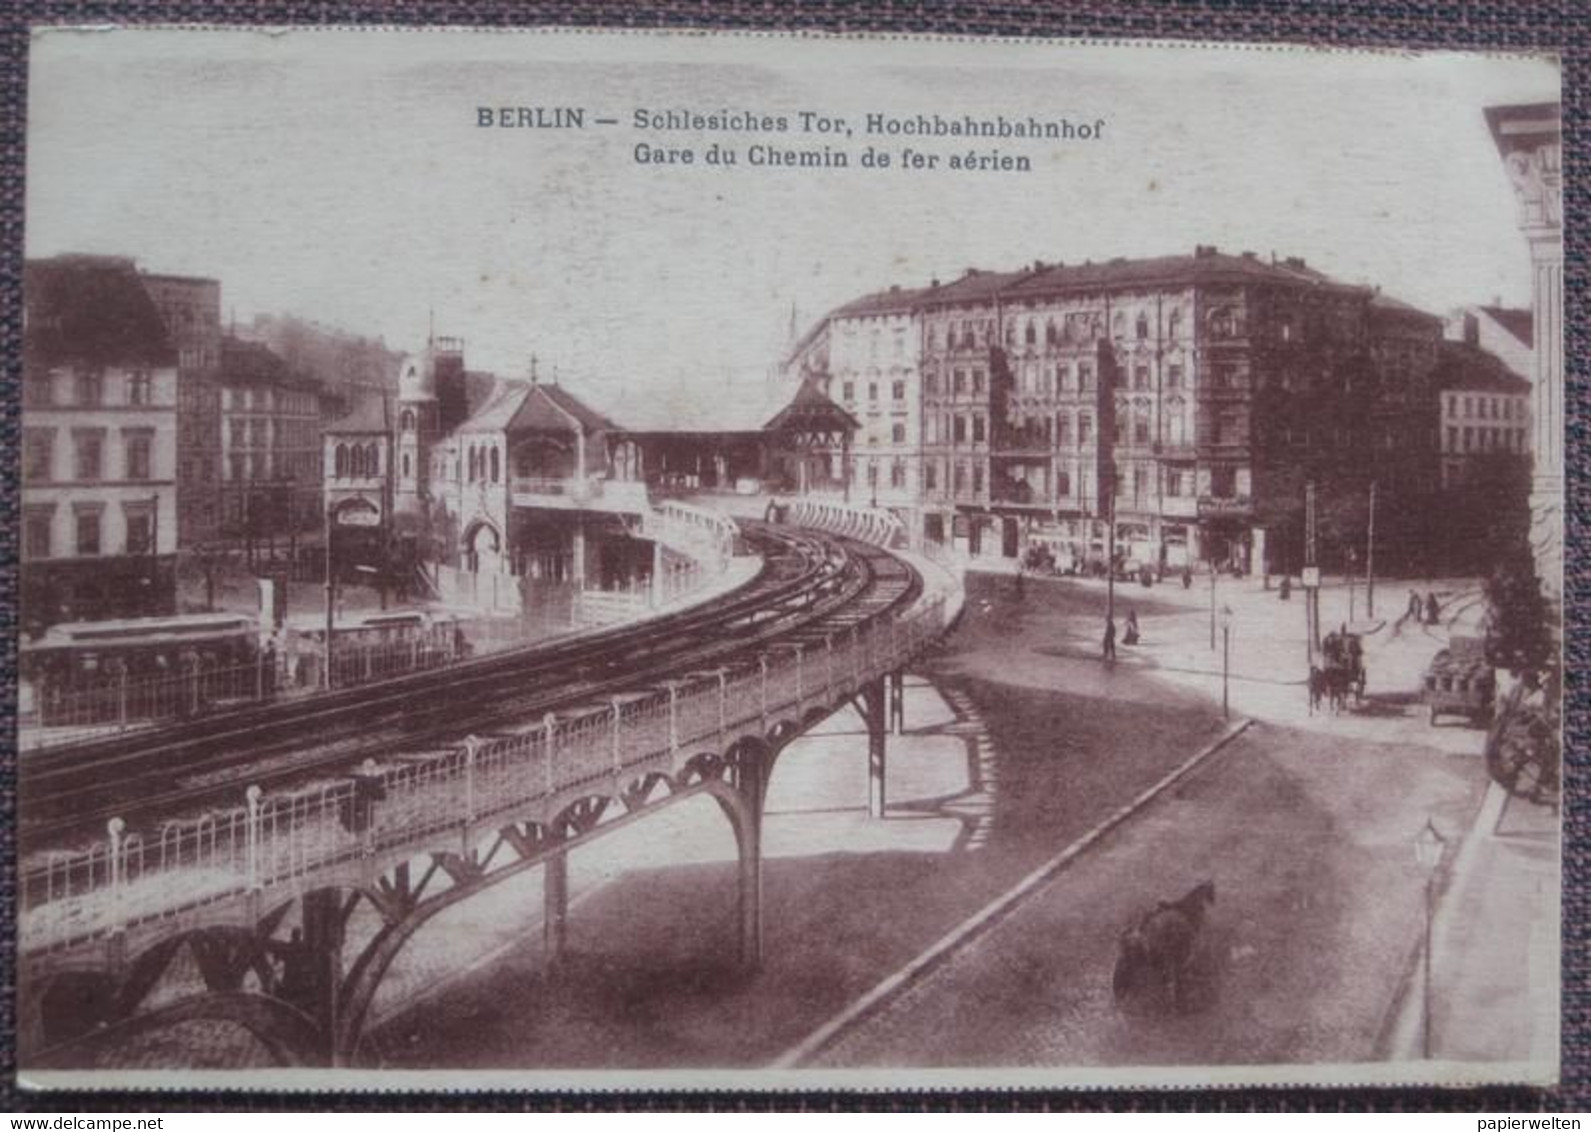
[1414,817,1448,1060]
[1221,604,1233,720]
[1209,560,1217,651]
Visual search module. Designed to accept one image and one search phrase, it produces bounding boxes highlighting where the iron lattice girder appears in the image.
[21,747,772,1068]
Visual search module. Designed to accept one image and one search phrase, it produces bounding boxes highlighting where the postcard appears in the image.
[17,25,1563,1092]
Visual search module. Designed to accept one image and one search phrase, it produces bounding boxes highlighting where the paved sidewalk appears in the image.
[1385,780,1560,1078]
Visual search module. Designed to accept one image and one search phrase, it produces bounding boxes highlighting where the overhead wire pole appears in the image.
[1367,479,1378,618]
[1100,336,1117,626]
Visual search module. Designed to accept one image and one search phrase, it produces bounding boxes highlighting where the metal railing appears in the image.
[642,501,739,572]
[21,589,951,956]
[779,499,907,550]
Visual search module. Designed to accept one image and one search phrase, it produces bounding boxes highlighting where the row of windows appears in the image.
[178,347,220,372]
[466,445,501,484]
[223,386,320,414]
[928,463,1217,499]
[923,405,1212,449]
[23,502,156,560]
[924,303,1275,356]
[861,460,911,490]
[25,368,158,408]
[1446,425,1528,455]
[227,452,320,482]
[1445,393,1524,422]
[861,423,911,446]
[847,326,911,361]
[23,427,155,482]
[333,442,383,478]
[841,379,909,403]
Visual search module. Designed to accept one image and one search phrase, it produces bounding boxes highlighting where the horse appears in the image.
[1113,880,1216,1012]
[1308,664,1352,714]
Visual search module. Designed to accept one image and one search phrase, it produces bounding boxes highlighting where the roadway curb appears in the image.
[770,715,1255,1069]
[1376,776,1508,1064]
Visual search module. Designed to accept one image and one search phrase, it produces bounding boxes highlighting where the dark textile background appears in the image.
[0,0,1582,1113]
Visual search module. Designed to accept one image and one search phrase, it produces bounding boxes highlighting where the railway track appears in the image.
[22,524,921,851]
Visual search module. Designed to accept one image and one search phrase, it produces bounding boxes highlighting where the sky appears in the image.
[26,28,1559,415]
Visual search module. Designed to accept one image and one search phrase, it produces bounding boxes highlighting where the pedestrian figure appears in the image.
[1102,617,1117,661]
[1279,576,1291,602]
[1407,590,1421,622]
[1124,610,1140,646]
[1181,567,1193,591]
[1014,564,1025,600]
[1425,591,1440,626]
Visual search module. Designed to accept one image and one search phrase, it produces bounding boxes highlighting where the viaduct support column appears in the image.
[889,670,906,735]
[300,888,347,1066]
[859,678,888,819]
[544,853,569,964]
[733,750,766,970]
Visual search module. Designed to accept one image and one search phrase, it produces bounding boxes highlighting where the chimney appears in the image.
[1241,250,1258,260]
[1194,244,1217,258]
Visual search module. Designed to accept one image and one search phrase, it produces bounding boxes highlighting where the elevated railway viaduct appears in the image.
[20,511,960,1068]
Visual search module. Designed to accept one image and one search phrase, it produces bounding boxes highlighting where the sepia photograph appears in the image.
[14,27,1563,1091]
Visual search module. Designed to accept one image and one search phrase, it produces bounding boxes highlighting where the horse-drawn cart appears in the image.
[1312,626,1367,710]
[1423,635,1495,726]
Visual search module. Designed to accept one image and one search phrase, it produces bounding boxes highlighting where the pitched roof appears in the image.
[765,377,861,433]
[924,266,1037,306]
[25,255,177,369]
[1003,250,1352,301]
[533,382,622,433]
[219,335,322,391]
[1434,343,1533,395]
[326,388,391,434]
[458,380,620,435]
[1478,305,1534,350]
[832,284,935,319]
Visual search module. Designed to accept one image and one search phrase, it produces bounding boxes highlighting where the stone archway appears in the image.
[462,521,504,576]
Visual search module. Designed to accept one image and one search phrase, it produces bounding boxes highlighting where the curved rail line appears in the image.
[22,523,919,852]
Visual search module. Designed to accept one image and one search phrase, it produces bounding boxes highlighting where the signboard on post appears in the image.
[1302,566,1322,589]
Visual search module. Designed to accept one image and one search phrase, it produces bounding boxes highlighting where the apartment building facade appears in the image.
[22,256,181,631]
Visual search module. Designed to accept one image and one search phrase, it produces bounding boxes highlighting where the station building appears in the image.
[324,335,858,616]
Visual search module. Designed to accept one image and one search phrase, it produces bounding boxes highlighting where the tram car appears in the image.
[19,612,262,731]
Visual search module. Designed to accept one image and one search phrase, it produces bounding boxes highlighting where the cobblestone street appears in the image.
[812,720,1485,1069]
